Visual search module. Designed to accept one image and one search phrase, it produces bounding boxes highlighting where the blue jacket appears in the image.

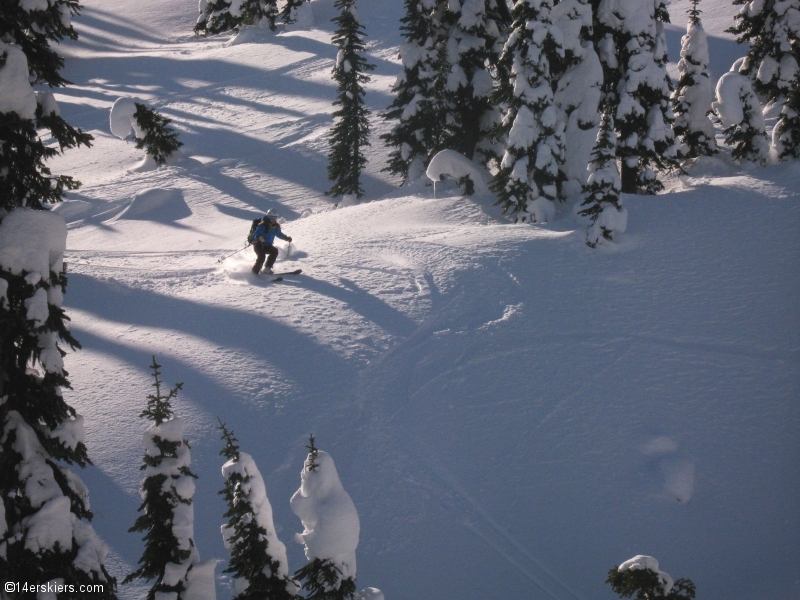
[252,223,289,245]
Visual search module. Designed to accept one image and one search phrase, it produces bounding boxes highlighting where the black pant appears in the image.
[252,242,278,273]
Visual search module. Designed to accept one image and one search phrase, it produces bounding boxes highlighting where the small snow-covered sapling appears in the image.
[606,555,696,600]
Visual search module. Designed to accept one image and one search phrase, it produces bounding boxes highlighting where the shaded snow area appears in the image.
[41,0,799,599]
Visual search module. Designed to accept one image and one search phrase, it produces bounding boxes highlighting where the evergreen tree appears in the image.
[381,0,445,182]
[713,72,770,165]
[773,71,800,159]
[597,0,679,194]
[195,0,278,35]
[1,10,113,598]
[294,559,356,600]
[326,0,375,199]
[727,0,800,103]
[579,104,626,247]
[132,103,183,166]
[672,0,717,159]
[292,436,359,600]
[124,357,207,600]
[439,0,509,164]
[280,0,309,25]
[195,0,241,35]
[606,556,696,600]
[551,0,604,200]
[1,0,93,156]
[218,421,294,600]
[242,0,278,31]
[490,0,566,223]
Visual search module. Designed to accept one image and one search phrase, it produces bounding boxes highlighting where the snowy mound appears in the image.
[290,451,360,578]
[426,150,489,195]
[116,188,192,222]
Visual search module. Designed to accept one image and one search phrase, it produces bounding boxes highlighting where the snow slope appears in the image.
[43,0,799,599]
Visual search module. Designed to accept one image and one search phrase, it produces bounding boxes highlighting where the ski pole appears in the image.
[216,242,250,264]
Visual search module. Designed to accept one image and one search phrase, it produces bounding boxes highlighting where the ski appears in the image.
[271,268,302,276]
[252,268,301,283]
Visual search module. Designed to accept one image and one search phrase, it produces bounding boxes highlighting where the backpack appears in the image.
[247,218,261,244]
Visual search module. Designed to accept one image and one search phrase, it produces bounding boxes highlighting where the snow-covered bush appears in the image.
[326,0,375,200]
[713,72,770,165]
[426,149,489,196]
[291,437,360,600]
[218,422,294,600]
[773,71,800,159]
[109,98,183,166]
[606,555,696,600]
[0,209,118,599]
[490,0,566,223]
[124,357,215,600]
[672,0,718,159]
[579,107,627,247]
[728,0,800,103]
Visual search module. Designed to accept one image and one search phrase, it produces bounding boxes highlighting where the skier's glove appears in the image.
[286,236,293,242]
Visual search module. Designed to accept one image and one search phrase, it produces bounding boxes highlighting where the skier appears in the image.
[251,212,292,275]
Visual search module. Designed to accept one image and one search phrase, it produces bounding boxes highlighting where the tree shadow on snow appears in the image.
[66,273,351,394]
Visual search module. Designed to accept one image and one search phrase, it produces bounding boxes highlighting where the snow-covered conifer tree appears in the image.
[0,209,119,597]
[132,103,183,166]
[579,105,627,247]
[440,0,509,163]
[672,0,718,159]
[1,0,92,211]
[597,0,679,194]
[280,0,309,25]
[125,357,215,600]
[218,421,294,600]
[490,0,565,223]
[242,0,278,30]
[551,0,604,199]
[195,0,277,35]
[606,555,696,600]
[326,0,375,200]
[195,0,242,35]
[773,71,800,159]
[291,436,360,600]
[381,0,445,182]
[1,12,115,599]
[727,0,800,104]
[713,71,770,165]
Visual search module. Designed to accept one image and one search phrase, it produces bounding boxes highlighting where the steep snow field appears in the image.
[46,1,798,599]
